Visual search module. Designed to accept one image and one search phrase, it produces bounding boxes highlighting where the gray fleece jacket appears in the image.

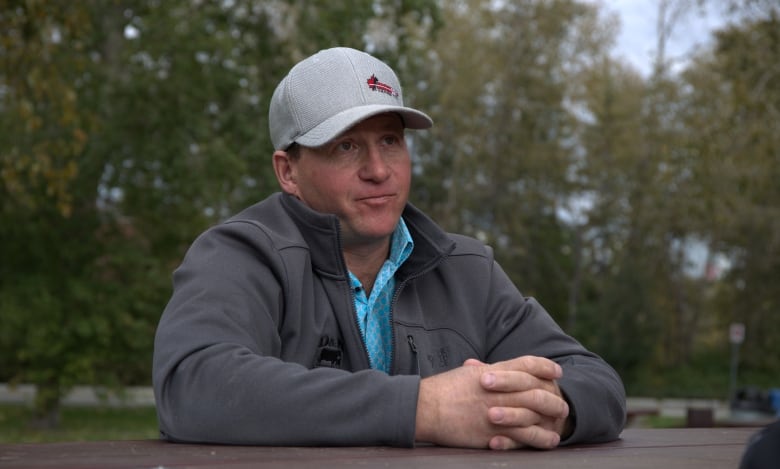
[152,192,626,447]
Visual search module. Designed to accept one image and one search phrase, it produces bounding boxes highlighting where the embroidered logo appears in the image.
[366,74,399,97]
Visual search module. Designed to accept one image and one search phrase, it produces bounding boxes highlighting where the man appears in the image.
[152,47,626,450]
[740,420,780,469]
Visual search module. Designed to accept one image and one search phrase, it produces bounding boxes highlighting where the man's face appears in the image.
[277,113,411,249]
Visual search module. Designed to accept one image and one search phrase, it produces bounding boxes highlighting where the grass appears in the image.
[640,415,686,428]
[0,404,159,443]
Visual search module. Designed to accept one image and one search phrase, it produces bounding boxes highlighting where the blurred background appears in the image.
[1,0,778,441]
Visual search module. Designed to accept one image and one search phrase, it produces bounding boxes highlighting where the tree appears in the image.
[411,0,613,325]
[573,55,665,383]
[0,0,442,427]
[1,0,117,426]
[680,12,780,375]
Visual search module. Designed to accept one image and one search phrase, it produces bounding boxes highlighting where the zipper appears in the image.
[348,282,372,369]
[389,249,451,374]
[335,223,373,370]
[407,335,420,375]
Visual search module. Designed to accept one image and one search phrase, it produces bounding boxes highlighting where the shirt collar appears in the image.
[348,218,414,292]
[388,217,414,267]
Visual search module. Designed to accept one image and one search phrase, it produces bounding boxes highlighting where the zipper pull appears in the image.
[407,335,420,375]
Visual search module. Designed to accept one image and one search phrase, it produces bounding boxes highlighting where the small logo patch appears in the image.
[366,74,399,97]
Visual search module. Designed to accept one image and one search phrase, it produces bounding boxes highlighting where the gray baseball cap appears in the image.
[269,47,433,150]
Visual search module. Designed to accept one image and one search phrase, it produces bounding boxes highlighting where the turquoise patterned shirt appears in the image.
[348,218,414,373]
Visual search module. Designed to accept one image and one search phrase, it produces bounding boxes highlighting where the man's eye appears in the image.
[337,142,354,152]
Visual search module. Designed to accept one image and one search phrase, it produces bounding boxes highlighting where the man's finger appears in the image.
[483,356,562,381]
[517,388,568,417]
[487,388,569,421]
[495,425,561,450]
[488,434,520,450]
[487,406,541,427]
[463,358,484,367]
[480,369,559,395]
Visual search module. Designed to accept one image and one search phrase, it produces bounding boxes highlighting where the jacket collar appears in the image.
[278,192,455,280]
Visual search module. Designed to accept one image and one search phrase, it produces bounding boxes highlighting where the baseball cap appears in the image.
[269,47,433,150]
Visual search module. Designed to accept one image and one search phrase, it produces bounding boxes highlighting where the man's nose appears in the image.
[359,145,391,181]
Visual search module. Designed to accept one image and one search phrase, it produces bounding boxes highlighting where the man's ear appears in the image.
[272,150,299,196]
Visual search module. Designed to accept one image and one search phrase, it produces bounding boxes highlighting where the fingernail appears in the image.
[482,372,496,387]
[490,407,505,423]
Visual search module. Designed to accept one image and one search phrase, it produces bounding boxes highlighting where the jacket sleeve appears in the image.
[482,257,627,445]
[152,222,420,446]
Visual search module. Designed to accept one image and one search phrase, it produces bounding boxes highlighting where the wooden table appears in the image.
[0,427,759,468]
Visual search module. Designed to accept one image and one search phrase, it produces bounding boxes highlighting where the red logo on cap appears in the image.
[366,74,398,97]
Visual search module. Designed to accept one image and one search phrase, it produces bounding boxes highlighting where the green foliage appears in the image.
[409,0,607,324]
[628,345,778,399]
[0,0,91,218]
[0,0,443,427]
[678,14,780,373]
[0,405,159,443]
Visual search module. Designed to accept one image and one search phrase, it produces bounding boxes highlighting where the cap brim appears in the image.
[294,105,433,148]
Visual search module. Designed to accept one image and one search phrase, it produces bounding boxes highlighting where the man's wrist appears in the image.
[414,377,437,444]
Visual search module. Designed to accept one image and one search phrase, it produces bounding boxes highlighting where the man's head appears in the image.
[269,48,432,250]
[269,47,432,151]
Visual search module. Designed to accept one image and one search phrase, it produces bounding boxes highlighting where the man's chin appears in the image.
[342,226,397,248]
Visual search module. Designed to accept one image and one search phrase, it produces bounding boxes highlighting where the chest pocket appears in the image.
[396,325,480,377]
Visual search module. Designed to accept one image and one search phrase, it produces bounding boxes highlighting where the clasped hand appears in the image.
[415,355,570,450]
